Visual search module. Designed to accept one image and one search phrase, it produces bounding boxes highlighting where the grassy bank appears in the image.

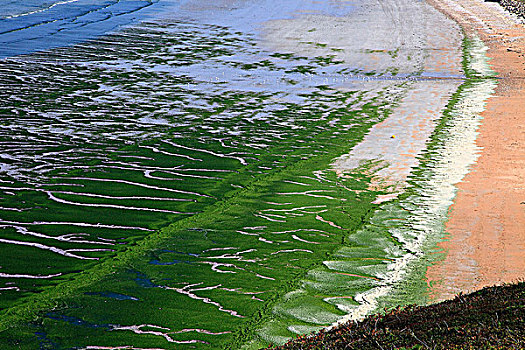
[267,281,525,349]
[498,0,525,18]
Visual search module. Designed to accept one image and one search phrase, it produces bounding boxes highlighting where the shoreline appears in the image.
[426,0,525,300]
[0,1,522,348]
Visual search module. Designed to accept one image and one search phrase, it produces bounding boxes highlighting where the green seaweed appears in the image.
[0,19,411,348]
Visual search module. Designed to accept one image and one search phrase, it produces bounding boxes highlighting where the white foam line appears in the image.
[0,272,62,279]
[39,183,84,188]
[144,169,220,180]
[98,162,183,172]
[330,36,497,327]
[0,186,36,191]
[1,183,196,203]
[47,192,191,214]
[111,324,207,345]
[0,286,20,291]
[200,261,241,274]
[291,235,320,244]
[66,248,115,253]
[173,328,231,335]
[139,145,203,162]
[203,247,238,252]
[221,287,266,295]
[272,229,330,235]
[97,237,116,242]
[271,249,313,255]
[263,202,293,206]
[173,168,234,173]
[0,207,26,212]
[0,225,113,246]
[117,155,155,160]
[143,170,182,181]
[164,283,244,318]
[261,205,327,213]
[0,238,111,260]
[313,170,331,183]
[236,230,259,236]
[315,215,343,229]
[283,180,311,186]
[83,346,166,350]
[0,220,152,231]
[4,0,81,19]
[50,190,193,202]
[61,177,211,197]
[276,190,338,200]
[204,249,257,262]
[163,140,248,165]
[298,175,324,183]
[253,213,286,223]
[255,274,276,280]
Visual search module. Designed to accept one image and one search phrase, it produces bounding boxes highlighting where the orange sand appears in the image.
[426,0,525,300]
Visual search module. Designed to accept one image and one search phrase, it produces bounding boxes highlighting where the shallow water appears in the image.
[0,0,172,58]
[0,0,486,348]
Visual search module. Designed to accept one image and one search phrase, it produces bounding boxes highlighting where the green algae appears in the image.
[0,18,412,348]
[0,12,493,350]
[270,282,525,350]
[0,99,395,348]
[343,34,498,317]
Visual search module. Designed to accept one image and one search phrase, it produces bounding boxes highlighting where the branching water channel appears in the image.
[0,17,411,348]
[0,1,495,349]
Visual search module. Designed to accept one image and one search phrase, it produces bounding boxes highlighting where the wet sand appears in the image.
[427,0,525,300]
[262,0,463,76]
[259,0,472,332]
[332,79,461,192]
[262,0,464,191]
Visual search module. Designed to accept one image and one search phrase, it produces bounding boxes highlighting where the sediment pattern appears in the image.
[0,0,489,348]
[0,17,410,348]
[427,0,525,301]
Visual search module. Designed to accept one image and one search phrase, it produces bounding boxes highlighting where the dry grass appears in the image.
[266,282,525,350]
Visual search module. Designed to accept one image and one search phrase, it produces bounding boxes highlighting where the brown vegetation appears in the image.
[267,282,525,350]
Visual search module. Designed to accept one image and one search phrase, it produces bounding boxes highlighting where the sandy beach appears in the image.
[427,0,525,300]
[0,0,523,348]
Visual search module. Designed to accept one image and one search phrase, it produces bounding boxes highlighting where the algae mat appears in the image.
[0,0,491,348]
